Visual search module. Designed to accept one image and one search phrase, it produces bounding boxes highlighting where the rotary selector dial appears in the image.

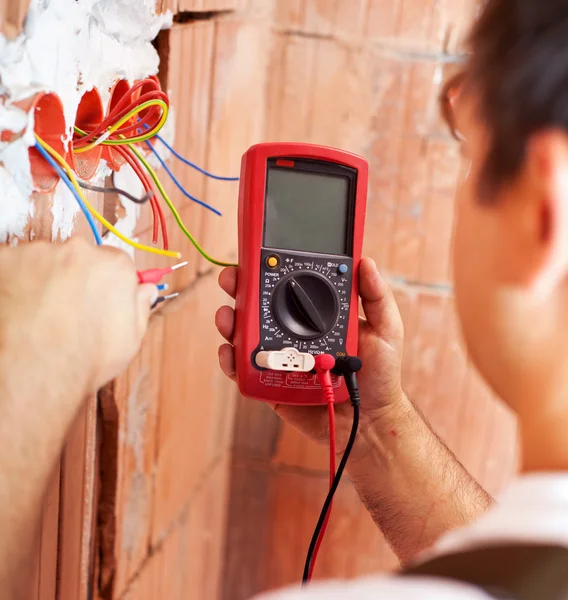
[258,252,352,356]
[272,272,339,339]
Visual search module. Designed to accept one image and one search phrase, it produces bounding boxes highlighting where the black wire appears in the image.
[302,380,361,584]
[78,180,153,204]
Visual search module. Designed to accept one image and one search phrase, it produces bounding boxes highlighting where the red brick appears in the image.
[334,0,370,38]
[274,0,305,30]
[151,274,236,542]
[200,19,269,273]
[264,34,319,142]
[302,0,339,37]
[57,397,98,600]
[121,458,229,600]
[264,469,397,590]
[111,315,165,594]
[1,0,29,38]
[274,424,328,473]
[177,0,248,11]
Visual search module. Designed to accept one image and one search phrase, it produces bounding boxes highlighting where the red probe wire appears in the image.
[309,354,337,582]
[137,260,188,284]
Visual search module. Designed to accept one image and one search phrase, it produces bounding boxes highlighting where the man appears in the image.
[0,239,157,599]
[0,0,566,597]
[216,0,568,597]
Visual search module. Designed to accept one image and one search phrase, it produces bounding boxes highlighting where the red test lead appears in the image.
[137,260,188,285]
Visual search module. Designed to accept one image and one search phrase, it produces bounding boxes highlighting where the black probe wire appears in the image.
[302,367,361,584]
[78,180,154,204]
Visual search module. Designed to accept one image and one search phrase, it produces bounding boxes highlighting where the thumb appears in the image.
[359,258,403,345]
[137,284,159,331]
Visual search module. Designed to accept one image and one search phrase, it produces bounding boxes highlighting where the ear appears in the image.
[514,130,568,297]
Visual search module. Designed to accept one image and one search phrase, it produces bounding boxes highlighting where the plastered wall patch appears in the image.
[0,0,172,242]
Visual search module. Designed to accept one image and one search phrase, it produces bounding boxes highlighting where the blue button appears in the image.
[338,264,348,275]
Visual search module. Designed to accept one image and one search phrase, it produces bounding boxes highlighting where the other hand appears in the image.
[0,238,156,395]
[215,257,408,463]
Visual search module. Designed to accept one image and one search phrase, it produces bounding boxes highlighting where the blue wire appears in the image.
[144,141,222,217]
[155,135,239,181]
[34,143,103,245]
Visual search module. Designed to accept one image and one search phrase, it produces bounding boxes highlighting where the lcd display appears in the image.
[264,167,350,255]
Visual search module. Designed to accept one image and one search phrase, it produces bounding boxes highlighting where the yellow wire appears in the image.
[128,144,238,268]
[73,100,169,154]
[34,134,181,259]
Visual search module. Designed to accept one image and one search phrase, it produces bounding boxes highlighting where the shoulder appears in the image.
[252,574,492,600]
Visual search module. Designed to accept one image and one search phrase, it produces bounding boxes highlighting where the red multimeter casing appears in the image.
[234,143,368,405]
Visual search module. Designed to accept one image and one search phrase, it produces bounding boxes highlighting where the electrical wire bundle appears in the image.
[33,77,239,268]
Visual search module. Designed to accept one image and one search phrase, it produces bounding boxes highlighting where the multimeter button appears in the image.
[338,264,349,274]
[267,256,279,269]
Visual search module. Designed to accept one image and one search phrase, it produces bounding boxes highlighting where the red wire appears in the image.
[114,145,159,243]
[114,145,169,250]
[309,357,337,582]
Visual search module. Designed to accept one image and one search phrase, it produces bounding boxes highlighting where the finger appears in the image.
[137,284,159,334]
[215,305,235,342]
[218,343,237,381]
[359,257,403,344]
[219,267,238,299]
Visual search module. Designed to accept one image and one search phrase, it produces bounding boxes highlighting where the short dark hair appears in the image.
[468,0,568,192]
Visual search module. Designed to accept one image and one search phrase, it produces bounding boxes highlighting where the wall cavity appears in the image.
[0,0,172,243]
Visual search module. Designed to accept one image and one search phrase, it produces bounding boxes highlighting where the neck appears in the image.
[520,409,568,473]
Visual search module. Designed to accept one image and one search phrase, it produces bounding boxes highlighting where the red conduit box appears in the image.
[69,87,104,180]
[102,79,131,171]
[18,92,67,194]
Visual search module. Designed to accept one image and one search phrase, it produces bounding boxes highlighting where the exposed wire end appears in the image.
[156,283,169,292]
[78,180,154,204]
[151,292,180,310]
[170,260,189,271]
[145,141,223,216]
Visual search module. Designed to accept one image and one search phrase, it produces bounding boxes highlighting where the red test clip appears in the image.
[137,260,188,285]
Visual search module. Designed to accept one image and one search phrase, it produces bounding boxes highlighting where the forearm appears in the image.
[347,395,492,565]
[0,342,86,598]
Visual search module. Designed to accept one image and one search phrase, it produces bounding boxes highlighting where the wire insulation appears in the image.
[78,181,153,204]
[128,143,237,267]
[307,400,336,581]
[145,141,222,216]
[33,143,103,245]
[154,133,239,181]
[34,134,181,259]
[302,361,361,585]
[306,356,338,582]
[73,99,169,152]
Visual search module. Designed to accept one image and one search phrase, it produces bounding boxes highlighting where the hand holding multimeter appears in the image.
[225,142,368,583]
[234,142,368,406]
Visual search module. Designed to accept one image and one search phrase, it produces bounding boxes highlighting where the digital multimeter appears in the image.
[234,143,368,406]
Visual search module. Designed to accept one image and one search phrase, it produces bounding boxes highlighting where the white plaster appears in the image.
[106,163,143,259]
[51,180,79,242]
[0,0,172,241]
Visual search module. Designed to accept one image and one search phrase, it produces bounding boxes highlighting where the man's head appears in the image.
[446,0,568,421]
